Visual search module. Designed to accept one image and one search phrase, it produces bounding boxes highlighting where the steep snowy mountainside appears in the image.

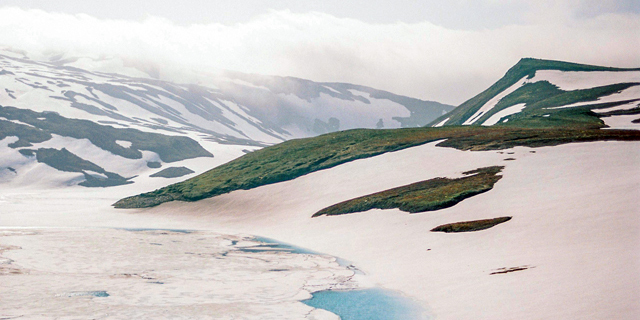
[0,51,453,144]
[0,50,453,189]
[430,58,640,129]
[0,109,217,189]
[216,70,453,131]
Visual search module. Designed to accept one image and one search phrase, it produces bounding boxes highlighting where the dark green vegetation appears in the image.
[313,166,504,217]
[19,148,133,187]
[146,161,162,168]
[429,58,640,128]
[0,119,51,148]
[114,123,640,209]
[0,106,212,162]
[430,216,512,233]
[497,83,638,129]
[150,167,195,178]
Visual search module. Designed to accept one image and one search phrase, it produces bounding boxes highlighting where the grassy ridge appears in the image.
[114,126,640,208]
[313,166,504,217]
[429,58,640,127]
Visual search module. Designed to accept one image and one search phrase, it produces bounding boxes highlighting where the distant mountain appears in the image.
[0,51,453,145]
[0,50,453,188]
[429,58,640,129]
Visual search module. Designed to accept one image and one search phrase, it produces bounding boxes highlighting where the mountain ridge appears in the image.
[429,58,640,128]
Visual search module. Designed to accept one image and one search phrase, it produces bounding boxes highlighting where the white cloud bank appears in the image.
[0,6,638,105]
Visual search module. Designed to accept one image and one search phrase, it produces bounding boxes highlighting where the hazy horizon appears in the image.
[0,1,638,105]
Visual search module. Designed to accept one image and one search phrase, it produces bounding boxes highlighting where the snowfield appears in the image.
[3,139,637,319]
[140,140,639,320]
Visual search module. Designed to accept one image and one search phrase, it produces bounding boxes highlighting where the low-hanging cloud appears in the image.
[0,6,638,105]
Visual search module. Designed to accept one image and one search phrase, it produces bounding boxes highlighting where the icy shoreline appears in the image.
[0,227,360,319]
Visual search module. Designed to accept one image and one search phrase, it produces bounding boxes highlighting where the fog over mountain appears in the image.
[0,2,637,105]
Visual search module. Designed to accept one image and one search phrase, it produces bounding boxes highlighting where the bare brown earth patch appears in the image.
[490,265,535,275]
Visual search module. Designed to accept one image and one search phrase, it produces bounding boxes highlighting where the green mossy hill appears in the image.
[0,105,212,162]
[313,166,504,217]
[113,126,640,209]
[429,58,640,127]
[431,216,512,233]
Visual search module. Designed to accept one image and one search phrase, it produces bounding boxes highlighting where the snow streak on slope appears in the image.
[530,70,640,90]
[482,103,526,126]
[463,77,529,125]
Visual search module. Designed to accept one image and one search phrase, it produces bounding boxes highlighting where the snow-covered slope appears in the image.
[141,140,640,320]
[0,50,453,189]
[430,58,640,129]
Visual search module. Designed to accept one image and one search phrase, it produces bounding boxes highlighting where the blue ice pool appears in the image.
[247,237,361,271]
[245,236,319,255]
[67,291,109,297]
[302,288,431,320]
[120,228,193,233]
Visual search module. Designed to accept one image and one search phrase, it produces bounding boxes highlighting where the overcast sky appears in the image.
[0,1,638,104]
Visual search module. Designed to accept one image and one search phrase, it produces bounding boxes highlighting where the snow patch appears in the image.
[592,101,640,114]
[547,85,640,110]
[0,117,36,128]
[531,70,640,91]
[114,140,132,148]
[482,103,526,126]
[323,85,342,94]
[433,117,449,127]
[601,114,640,130]
[83,170,108,179]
